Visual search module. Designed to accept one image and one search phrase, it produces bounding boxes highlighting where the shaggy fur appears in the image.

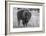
[17,9,31,27]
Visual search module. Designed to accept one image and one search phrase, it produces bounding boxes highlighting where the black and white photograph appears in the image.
[13,8,40,28]
[9,4,43,32]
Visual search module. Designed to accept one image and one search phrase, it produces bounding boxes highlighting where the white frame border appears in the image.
[10,5,43,32]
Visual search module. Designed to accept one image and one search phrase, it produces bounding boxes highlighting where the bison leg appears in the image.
[23,23,25,27]
[22,20,28,27]
[26,23,27,27]
[23,24,25,27]
[23,24,27,27]
[22,20,25,27]
[25,20,28,27]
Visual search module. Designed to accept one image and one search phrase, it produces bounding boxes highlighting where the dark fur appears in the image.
[17,9,31,27]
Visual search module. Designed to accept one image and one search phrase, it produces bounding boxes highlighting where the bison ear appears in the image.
[17,8,22,10]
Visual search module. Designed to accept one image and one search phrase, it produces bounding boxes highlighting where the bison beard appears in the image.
[17,9,31,27]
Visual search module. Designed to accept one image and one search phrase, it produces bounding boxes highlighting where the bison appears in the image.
[17,9,31,27]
